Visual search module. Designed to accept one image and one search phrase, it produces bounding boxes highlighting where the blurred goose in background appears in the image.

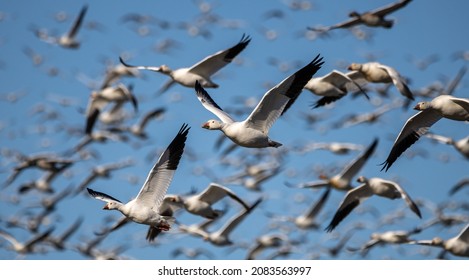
[407,223,469,258]
[294,141,364,155]
[303,70,368,108]
[35,5,88,49]
[246,233,287,259]
[171,247,215,259]
[381,95,469,171]
[45,217,83,251]
[74,159,134,195]
[194,55,324,148]
[425,133,469,160]
[0,227,54,255]
[166,182,249,219]
[107,107,166,140]
[87,124,189,242]
[119,34,251,94]
[85,83,138,135]
[347,61,414,101]
[309,0,412,32]
[291,138,378,191]
[195,198,262,246]
[325,176,422,232]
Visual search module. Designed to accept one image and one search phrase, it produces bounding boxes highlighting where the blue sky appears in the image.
[0,0,468,260]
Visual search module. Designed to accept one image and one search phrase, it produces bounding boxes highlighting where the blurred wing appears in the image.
[381,110,442,171]
[456,223,469,243]
[135,124,189,210]
[378,64,414,100]
[325,184,372,232]
[385,181,422,218]
[67,5,88,38]
[339,138,378,180]
[372,0,413,17]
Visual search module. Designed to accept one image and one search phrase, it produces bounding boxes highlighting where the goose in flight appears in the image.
[166,182,250,219]
[309,0,412,32]
[425,132,469,160]
[381,95,469,171]
[303,70,368,108]
[291,138,378,191]
[325,176,422,232]
[84,83,138,135]
[407,223,469,258]
[87,124,190,242]
[194,54,324,148]
[347,62,414,101]
[36,5,88,49]
[119,34,251,94]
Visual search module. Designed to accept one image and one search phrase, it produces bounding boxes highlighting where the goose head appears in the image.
[414,101,430,111]
[202,120,223,130]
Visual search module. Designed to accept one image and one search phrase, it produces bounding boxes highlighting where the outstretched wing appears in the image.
[134,124,189,210]
[189,34,251,78]
[195,81,235,124]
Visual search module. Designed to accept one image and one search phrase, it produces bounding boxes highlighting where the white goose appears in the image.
[425,132,469,159]
[347,61,414,101]
[408,223,469,258]
[37,5,88,49]
[85,83,138,135]
[195,54,324,148]
[119,34,251,94]
[303,70,368,108]
[166,182,249,219]
[381,95,469,171]
[87,124,189,242]
[292,138,378,191]
[325,176,422,232]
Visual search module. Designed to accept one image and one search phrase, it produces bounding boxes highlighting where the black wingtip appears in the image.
[85,108,100,135]
[119,56,134,68]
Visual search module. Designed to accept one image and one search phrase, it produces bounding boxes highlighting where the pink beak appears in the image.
[103,204,110,210]
[201,122,209,129]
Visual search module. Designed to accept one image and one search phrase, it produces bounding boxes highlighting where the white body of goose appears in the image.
[381,95,469,171]
[195,54,324,148]
[87,124,189,242]
[119,34,251,94]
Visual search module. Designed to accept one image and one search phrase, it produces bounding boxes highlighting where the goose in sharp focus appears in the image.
[87,124,189,242]
[303,70,368,108]
[309,0,412,32]
[407,223,469,258]
[292,138,378,191]
[381,95,469,171]
[347,61,414,101]
[194,54,324,148]
[166,182,250,219]
[325,176,422,232]
[119,34,251,94]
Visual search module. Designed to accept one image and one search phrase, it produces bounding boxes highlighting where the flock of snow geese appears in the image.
[1,0,469,260]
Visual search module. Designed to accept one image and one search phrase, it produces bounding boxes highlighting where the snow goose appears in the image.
[36,5,88,49]
[166,182,250,219]
[107,107,166,140]
[348,227,422,257]
[407,223,469,258]
[347,61,414,101]
[46,217,83,251]
[425,132,469,159]
[291,138,378,191]
[0,227,54,255]
[303,70,368,108]
[196,198,262,246]
[87,123,189,242]
[309,0,412,31]
[119,34,251,94]
[85,83,138,135]
[381,95,469,171]
[325,176,422,232]
[293,187,331,229]
[195,54,324,148]
[246,233,287,260]
[74,159,135,195]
